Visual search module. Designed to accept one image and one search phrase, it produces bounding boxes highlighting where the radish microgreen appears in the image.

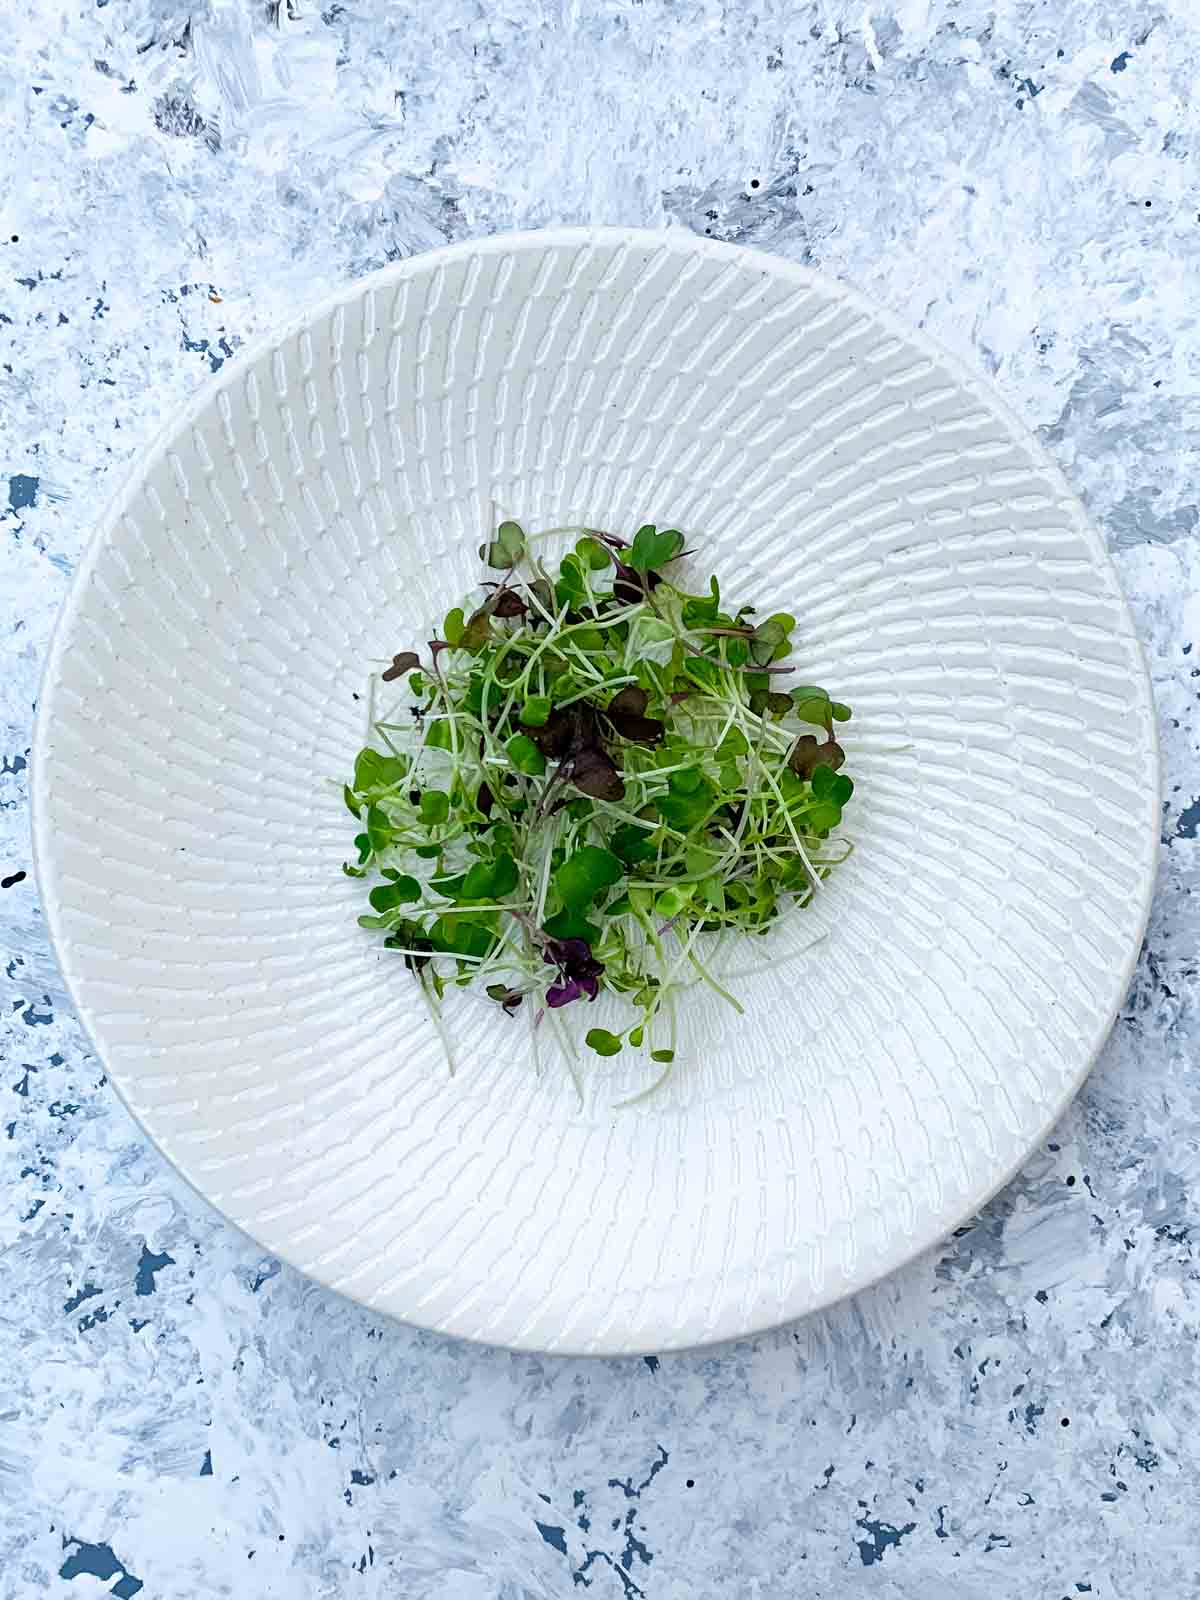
[344,522,856,1079]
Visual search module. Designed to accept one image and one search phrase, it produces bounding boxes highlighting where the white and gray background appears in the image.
[3,1,1198,1594]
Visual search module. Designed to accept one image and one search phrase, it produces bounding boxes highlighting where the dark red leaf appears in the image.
[601,685,665,745]
[566,745,625,801]
[381,650,420,682]
[612,561,664,603]
[608,685,648,717]
[486,981,524,1015]
[788,735,846,779]
[491,588,527,618]
[606,710,665,745]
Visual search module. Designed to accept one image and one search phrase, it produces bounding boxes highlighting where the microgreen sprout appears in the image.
[344,522,856,1080]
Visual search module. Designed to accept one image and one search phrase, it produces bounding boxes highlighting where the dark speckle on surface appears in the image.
[534,1520,568,1555]
[6,473,39,514]
[134,1242,176,1296]
[60,1538,143,1598]
[855,1515,918,1567]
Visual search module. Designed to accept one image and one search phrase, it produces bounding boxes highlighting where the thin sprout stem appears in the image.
[685,943,745,1014]
[717,929,829,981]
[418,973,456,1075]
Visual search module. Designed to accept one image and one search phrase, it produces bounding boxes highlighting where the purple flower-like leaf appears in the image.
[543,936,604,1008]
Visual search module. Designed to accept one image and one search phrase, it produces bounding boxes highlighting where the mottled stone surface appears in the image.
[2,2,1198,1594]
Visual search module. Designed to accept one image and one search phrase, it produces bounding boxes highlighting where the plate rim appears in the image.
[31,225,1162,1354]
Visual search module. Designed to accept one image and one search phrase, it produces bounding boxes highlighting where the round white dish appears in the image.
[33,228,1158,1354]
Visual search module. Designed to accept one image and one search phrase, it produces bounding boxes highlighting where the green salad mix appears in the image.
[344,521,855,1080]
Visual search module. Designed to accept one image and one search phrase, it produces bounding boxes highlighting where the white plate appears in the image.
[33,228,1159,1354]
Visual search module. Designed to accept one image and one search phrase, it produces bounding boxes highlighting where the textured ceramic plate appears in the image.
[33,228,1158,1354]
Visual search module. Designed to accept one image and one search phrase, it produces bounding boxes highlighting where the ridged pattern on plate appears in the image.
[33,229,1158,1354]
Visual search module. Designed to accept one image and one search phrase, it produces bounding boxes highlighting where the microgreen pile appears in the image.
[343,521,855,1079]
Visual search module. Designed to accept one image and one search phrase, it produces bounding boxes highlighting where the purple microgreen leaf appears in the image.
[485,982,525,1015]
[565,744,625,801]
[543,936,605,1006]
[788,734,846,779]
[381,650,420,682]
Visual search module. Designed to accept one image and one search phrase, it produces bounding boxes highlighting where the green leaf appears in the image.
[655,775,715,830]
[365,804,393,851]
[343,784,362,818]
[527,577,555,618]
[353,832,372,865]
[628,524,685,573]
[650,1049,675,1064]
[431,915,497,960]
[420,790,450,825]
[554,553,591,611]
[669,766,705,795]
[791,685,831,724]
[609,823,657,864]
[542,907,602,944]
[506,733,547,776]
[699,875,726,911]
[811,764,838,801]
[425,719,454,751]
[655,884,694,918]
[553,845,624,910]
[575,535,611,571]
[585,1028,623,1057]
[368,876,421,912]
[629,1025,644,1047]
[520,695,552,727]
[442,607,466,646]
[636,618,675,647]
[353,747,408,794]
[460,851,518,901]
[830,701,852,723]
[681,574,721,625]
[489,851,518,897]
[481,520,525,569]
[681,656,722,692]
[459,608,492,651]
[430,871,469,900]
[461,860,495,900]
